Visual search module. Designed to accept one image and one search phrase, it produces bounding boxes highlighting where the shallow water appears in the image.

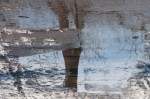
[0,0,150,98]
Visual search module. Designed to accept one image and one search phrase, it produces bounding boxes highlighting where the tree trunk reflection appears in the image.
[63,48,81,88]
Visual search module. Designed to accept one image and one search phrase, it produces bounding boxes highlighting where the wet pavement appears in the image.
[0,0,150,99]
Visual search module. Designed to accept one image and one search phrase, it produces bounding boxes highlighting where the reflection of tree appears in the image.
[63,48,81,89]
[46,0,84,29]
[3,56,25,96]
[13,63,25,96]
[46,0,69,29]
[46,0,83,89]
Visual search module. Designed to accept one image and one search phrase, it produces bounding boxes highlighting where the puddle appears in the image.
[0,21,149,98]
[0,0,150,98]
